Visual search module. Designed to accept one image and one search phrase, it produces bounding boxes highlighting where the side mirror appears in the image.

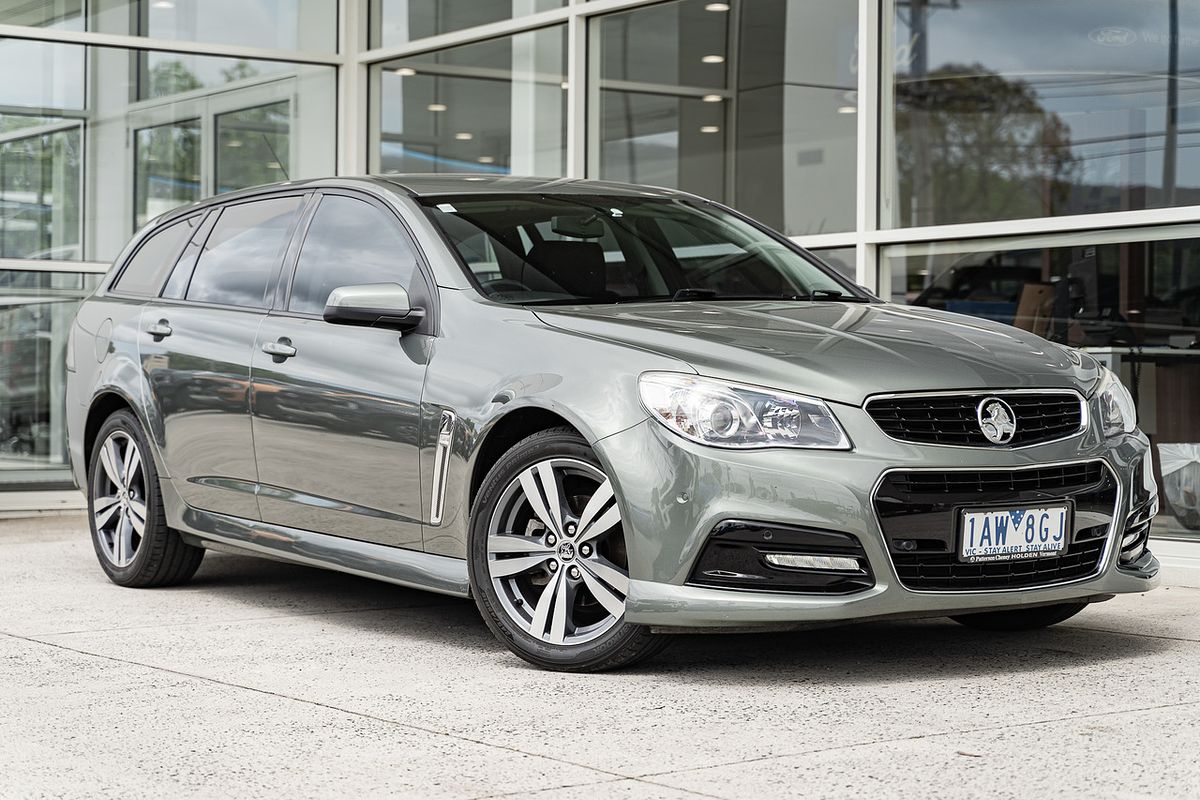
[323,283,425,332]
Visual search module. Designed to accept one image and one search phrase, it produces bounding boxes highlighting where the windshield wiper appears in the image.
[670,288,720,301]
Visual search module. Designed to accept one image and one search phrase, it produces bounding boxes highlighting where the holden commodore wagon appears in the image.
[65,176,1160,671]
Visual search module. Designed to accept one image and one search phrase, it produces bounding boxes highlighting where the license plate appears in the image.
[959,505,1071,563]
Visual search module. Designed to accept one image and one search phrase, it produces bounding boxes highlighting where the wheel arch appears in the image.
[467,405,585,511]
[83,389,158,476]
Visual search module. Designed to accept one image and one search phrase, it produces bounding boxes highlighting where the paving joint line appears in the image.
[24,600,467,638]
[629,697,1200,784]
[0,630,640,787]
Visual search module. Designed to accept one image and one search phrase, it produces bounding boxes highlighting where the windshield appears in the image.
[420,194,867,305]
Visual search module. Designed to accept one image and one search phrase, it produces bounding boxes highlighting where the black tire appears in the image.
[950,601,1088,631]
[86,409,204,587]
[468,427,668,672]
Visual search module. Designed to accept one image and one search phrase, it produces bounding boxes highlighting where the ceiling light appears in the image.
[395,67,416,76]
[705,3,731,11]
[837,105,857,114]
[225,139,243,148]
[477,156,495,164]
[427,103,447,112]
[454,132,473,141]
[560,81,569,90]
[152,0,175,8]
[702,94,723,103]
[701,55,725,64]
[700,125,720,134]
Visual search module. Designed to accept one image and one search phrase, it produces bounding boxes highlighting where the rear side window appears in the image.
[185,195,304,308]
[111,215,199,296]
[287,195,420,315]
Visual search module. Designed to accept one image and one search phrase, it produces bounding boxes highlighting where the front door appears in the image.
[250,193,431,548]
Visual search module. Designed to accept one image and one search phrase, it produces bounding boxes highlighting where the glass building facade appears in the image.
[2,0,1198,538]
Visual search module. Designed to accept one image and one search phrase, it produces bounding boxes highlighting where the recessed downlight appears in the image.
[702,94,723,103]
[427,103,448,112]
[700,125,720,134]
[705,3,730,11]
[395,67,417,76]
[477,156,495,164]
[701,55,725,64]
[454,132,474,141]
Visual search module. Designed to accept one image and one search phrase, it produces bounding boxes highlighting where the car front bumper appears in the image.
[594,403,1160,629]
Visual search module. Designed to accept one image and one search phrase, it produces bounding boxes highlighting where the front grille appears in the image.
[867,391,1084,447]
[874,462,1117,591]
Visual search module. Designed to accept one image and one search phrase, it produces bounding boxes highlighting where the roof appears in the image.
[377,174,690,198]
[148,174,693,229]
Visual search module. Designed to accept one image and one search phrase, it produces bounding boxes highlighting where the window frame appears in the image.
[106,211,205,299]
[270,187,439,335]
[150,189,312,313]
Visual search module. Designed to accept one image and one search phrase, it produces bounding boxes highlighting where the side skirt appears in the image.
[177,506,470,598]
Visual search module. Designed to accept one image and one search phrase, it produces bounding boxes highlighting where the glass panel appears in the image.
[0,268,100,488]
[373,27,567,176]
[809,247,856,280]
[111,213,199,296]
[216,102,290,193]
[885,229,1200,539]
[596,0,858,235]
[370,0,566,48]
[288,196,419,314]
[186,195,303,307]
[885,0,1200,228]
[421,193,861,305]
[0,37,335,261]
[134,119,200,229]
[0,118,81,259]
[0,1,337,52]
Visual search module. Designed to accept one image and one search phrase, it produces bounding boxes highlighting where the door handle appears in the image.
[261,339,297,359]
[146,320,172,338]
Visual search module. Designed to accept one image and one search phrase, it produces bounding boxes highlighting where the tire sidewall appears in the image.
[86,410,162,583]
[467,429,649,670]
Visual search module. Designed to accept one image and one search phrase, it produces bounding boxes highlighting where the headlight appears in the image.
[638,372,851,449]
[1096,366,1137,437]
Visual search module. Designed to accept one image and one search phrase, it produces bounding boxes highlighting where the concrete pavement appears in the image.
[1,513,1198,799]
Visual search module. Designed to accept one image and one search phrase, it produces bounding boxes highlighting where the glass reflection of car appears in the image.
[65,177,1160,672]
[912,250,1043,326]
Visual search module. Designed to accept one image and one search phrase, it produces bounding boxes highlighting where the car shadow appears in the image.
[184,551,1168,683]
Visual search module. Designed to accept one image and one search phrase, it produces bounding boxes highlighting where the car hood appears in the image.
[533,301,1099,406]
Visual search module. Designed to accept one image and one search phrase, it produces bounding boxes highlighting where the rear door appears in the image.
[140,193,307,519]
[249,191,431,547]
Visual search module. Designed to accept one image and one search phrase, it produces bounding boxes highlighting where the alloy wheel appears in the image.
[92,431,147,568]
[486,458,629,646]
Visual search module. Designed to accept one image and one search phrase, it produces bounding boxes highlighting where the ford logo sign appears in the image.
[1090,26,1136,46]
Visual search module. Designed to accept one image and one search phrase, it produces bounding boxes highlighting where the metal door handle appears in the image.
[261,340,297,358]
[146,321,172,338]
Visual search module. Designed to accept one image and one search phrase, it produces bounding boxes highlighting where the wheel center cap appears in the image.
[557,541,576,562]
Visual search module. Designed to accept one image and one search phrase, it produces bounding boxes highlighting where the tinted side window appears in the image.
[288,195,419,315]
[112,216,198,296]
[185,196,304,308]
[161,211,217,300]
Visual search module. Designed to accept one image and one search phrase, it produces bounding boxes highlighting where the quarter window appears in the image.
[111,215,199,296]
[185,196,304,308]
[288,195,419,315]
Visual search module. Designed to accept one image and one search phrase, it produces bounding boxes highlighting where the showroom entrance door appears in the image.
[126,76,309,231]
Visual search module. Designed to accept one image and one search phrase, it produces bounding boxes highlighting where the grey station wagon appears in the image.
[66,176,1160,671]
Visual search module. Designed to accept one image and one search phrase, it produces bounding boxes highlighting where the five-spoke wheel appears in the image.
[469,427,666,671]
[486,457,629,646]
[92,430,147,567]
[86,409,204,587]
